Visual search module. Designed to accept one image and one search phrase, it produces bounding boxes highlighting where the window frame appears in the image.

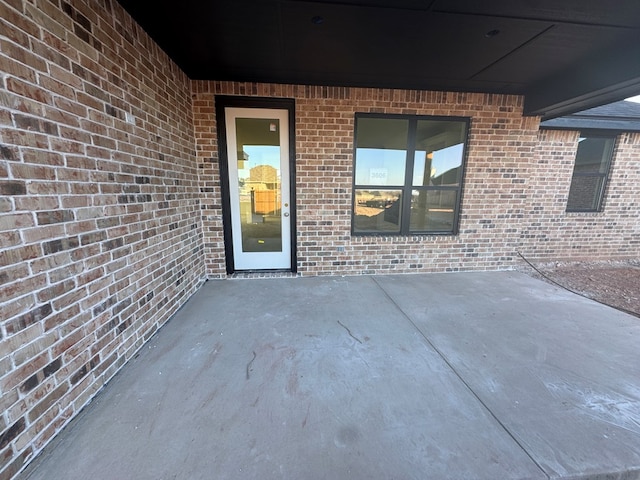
[351,113,470,236]
[565,131,617,213]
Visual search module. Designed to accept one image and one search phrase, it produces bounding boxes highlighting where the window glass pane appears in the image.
[355,118,408,186]
[352,114,468,236]
[413,121,466,186]
[354,189,402,233]
[567,175,605,211]
[574,137,614,174]
[410,189,456,232]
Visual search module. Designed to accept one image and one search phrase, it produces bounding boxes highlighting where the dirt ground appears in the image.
[519,258,640,319]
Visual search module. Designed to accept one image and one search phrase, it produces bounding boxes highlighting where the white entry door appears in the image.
[224,107,292,270]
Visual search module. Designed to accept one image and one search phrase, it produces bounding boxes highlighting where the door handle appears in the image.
[283,212,289,217]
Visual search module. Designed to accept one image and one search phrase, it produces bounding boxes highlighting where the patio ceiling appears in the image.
[116,0,640,119]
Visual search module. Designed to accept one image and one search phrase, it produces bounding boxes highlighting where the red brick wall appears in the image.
[193,81,542,276]
[522,129,640,260]
[0,1,205,477]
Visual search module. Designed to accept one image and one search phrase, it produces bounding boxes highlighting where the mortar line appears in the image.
[370,276,550,480]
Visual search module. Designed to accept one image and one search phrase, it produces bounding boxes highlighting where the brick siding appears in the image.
[193,81,543,276]
[0,1,204,478]
[194,85,639,276]
[520,129,640,260]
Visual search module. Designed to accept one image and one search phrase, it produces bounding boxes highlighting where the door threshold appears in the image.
[228,270,299,279]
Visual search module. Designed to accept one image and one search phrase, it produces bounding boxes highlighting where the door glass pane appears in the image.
[413,120,466,186]
[235,118,282,252]
[410,189,456,232]
[353,189,402,233]
[354,118,408,186]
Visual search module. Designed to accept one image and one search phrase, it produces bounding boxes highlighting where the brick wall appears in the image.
[0,1,205,478]
[193,81,542,276]
[194,84,639,276]
[521,129,640,260]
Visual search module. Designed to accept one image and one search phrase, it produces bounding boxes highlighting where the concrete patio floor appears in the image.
[19,272,640,480]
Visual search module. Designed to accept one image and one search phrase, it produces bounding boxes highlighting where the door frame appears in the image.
[215,95,297,274]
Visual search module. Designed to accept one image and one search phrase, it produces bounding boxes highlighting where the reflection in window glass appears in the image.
[355,149,407,186]
[410,190,456,232]
[413,143,464,186]
[566,134,615,212]
[352,114,468,235]
[413,120,466,188]
[353,189,402,233]
[354,117,408,186]
[574,137,614,174]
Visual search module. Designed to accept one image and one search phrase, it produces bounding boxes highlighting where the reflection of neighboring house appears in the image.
[249,165,278,190]
[240,164,279,196]
[246,165,280,215]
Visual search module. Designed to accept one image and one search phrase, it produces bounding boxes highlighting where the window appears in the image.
[566,134,616,212]
[352,114,469,235]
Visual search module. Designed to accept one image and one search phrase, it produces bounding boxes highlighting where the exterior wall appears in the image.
[521,129,640,260]
[0,1,205,478]
[193,81,542,277]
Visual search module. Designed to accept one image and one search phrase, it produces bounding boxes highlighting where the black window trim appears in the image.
[351,112,470,236]
[566,130,617,213]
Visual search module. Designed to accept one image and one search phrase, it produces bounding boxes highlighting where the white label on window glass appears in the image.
[369,168,388,185]
[270,123,277,132]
